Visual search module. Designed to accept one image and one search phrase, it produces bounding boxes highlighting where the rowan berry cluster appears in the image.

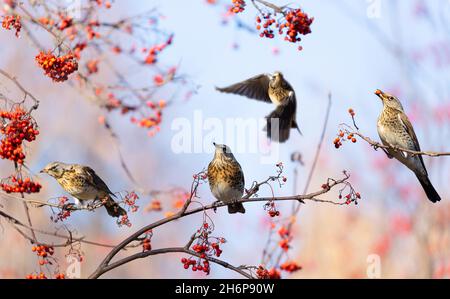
[25,272,48,279]
[229,0,246,14]
[254,7,313,51]
[265,201,280,217]
[193,172,208,181]
[255,14,276,39]
[31,245,54,267]
[1,176,42,194]
[130,99,166,137]
[256,265,281,279]
[144,35,174,65]
[181,222,226,275]
[142,230,153,252]
[123,191,140,213]
[86,59,99,74]
[279,8,313,49]
[280,261,302,273]
[117,214,131,227]
[2,15,21,37]
[35,51,78,82]
[145,199,162,212]
[333,130,357,149]
[278,226,292,251]
[339,189,361,205]
[0,107,39,164]
[50,197,71,222]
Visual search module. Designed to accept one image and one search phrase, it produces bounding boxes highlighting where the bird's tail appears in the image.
[292,120,303,136]
[265,106,291,143]
[227,202,246,214]
[104,196,127,217]
[416,174,441,203]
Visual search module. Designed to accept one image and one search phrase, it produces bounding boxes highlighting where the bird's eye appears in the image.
[389,96,395,101]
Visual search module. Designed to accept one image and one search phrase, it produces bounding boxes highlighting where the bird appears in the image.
[216,72,301,143]
[40,162,127,217]
[207,143,246,214]
[375,89,441,203]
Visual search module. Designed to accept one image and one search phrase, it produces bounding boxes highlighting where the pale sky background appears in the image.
[1,0,449,278]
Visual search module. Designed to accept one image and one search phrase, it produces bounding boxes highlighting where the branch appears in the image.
[0,68,40,111]
[88,171,350,279]
[353,131,450,157]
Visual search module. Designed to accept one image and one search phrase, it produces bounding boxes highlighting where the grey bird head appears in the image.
[40,162,70,178]
[375,89,404,111]
[212,142,236,161]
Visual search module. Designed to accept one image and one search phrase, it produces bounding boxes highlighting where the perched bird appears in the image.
[216,72,301,143]
[375,89,441,203]
[41,162,127,217]
[207,143,245,214]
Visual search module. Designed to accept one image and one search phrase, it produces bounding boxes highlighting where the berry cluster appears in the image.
[339,190,361,205]
[131,99,166,137]
[0,107,39,164]
[256,14,276,39]
[117,214,131,227]
[25,272,48,279]
[1,176,42,194]
[27,272,66,280]
[95,0,112,9]
[181,222,226,275]
[123,191,139,213]
[277,226,292,251]
[58,14,73,31]
[31,245,54,266]
[144,35,174,65]
[333,130,357,149]
[146,199,162,212]
[229,0,246,14]
[279,8,313,49]
[254,8,313,51]
[280,261,302,273]
[264,201,280,217]
[256,265,281,279]
[2,15,21,37]
[50,197,72,222]
[35,51,78,82]
[142,230,153,251]
[86,59,99,75]
[181,257,210,274]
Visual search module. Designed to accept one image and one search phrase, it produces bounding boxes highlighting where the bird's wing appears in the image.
[265,92,296,142]
[216,74,272,103]
[398,113,427,173]
[81,166,116,197]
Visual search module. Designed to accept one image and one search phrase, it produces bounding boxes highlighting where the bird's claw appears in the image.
[62,203,76,211]
[212,200,221,213]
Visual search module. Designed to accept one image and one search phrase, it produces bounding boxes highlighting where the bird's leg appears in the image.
[382,148,393,159]
[61,202,76,211]
[86,197,99,211]
[74,198,89,210]
[212,200,221,213]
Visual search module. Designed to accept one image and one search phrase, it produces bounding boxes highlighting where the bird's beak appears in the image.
[212,142,216,146]
[40,169,45,174]
[375,89,385,100]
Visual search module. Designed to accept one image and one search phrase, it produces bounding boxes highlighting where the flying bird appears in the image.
[216,72,301,143]
[207,143,246,214]
[375,89,441,203]
[41,162,127,217]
